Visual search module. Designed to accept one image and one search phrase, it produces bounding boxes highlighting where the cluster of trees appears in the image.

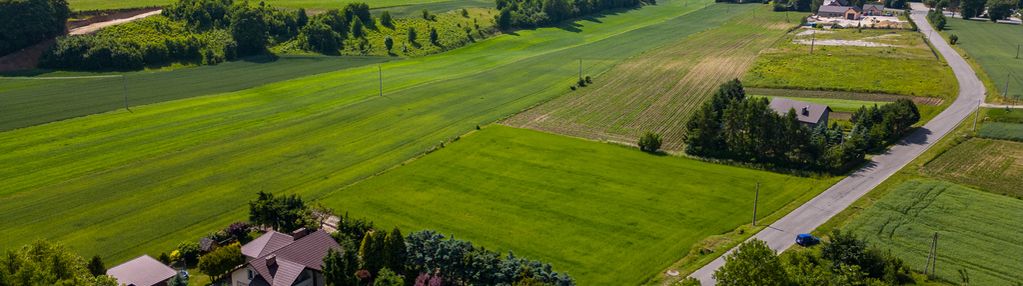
[775,0,812,12]
[0,0,70,56]
[296,3,373,54]
[197,243,245,281]
[0,241,120,286]
[249,191,317,233]
[42,17,237,70]
[932,0,1019,21]
[322,221,575,286]
[928,1,949,30]
[683,80,919,173]
[495,0,654,29]
[714,230,914,285]
[43,0,306,70]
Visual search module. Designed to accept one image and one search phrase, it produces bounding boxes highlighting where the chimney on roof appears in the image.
[266,254,277,268]
[802,106,810,116]
[291,228,309,240]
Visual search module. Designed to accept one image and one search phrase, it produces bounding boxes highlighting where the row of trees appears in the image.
[495,0,654,29]
[928,4,949,30]
[0,0,70,56]
[714,230,914,285]
[931,0,1020,21]
[683,80,919,173]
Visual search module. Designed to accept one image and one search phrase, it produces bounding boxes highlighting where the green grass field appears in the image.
[942,18,1023,100]
[921,138,1023,198]
[323,125,837,285]
[506,4,792,150]
[0,0,750,268]
[0,55,389,131]
[844,180,1023,285]
[744,29,957,98]
[68,0,462,12]
[978,122,1023,141]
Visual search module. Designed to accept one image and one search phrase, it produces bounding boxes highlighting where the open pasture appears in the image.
[921,138,1023,198]
[744,28,957,98]
[325,125,837,285]
[942,18,1023,101]
[844,180,1023,285]
[979,122,1023,142]
[505,5,793,150]
[0,55,389,131]
[0,0,740,268]
[68,0,460,12]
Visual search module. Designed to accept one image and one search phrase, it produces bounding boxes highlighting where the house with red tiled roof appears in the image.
[230,229,341,286]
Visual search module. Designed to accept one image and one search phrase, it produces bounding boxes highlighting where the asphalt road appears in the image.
[689,4,985,284]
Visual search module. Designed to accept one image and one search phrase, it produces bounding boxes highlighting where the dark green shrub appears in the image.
[0,0,70,56]
[638,132,662,152]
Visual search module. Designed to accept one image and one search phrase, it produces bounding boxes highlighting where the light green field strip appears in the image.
[0,0,740,267]
[326,125,837,285]
[844,180,1023,285]
[0,55,391,131]
[943,18,1023,99]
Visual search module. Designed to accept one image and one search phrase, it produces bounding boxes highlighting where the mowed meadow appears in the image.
[325,126,838,285]
[844,180,1023,285]
[0,55,390,131]
[0,0,751,269]
[506,4,792,150]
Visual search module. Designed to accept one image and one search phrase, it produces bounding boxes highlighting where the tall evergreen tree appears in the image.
[383,228,408,275]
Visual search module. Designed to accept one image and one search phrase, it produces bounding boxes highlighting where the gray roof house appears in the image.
[862,3,885,15]
[230,229,341,286]
[107,255,177,286]
[769,97,832,127]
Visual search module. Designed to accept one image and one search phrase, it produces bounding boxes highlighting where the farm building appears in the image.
[106,255,178,286]
[818,5,863,19]
[862,4,885,16]
[822,0,850,6]
[231,229,341,286]
[768,98,832,127]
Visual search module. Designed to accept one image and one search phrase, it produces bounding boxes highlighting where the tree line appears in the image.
[495,0,655,30]
[932,0,1021,21]
[682,80,919,173]
[0,0,69,56]
[713,230,915,285]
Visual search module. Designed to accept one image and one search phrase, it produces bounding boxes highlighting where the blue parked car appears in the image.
[796,233,820,247]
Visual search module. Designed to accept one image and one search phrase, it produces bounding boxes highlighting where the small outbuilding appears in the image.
[107,255,178,286]
[768,97,832,127]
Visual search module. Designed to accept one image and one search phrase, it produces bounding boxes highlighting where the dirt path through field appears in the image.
[69,10,163,35]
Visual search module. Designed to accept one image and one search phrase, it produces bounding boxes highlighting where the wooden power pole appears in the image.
[752,182,760,226]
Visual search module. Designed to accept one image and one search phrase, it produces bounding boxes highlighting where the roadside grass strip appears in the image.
[844,180,1023,285]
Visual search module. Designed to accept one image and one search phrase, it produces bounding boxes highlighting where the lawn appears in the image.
[68,0,461,12]
[505,4,793,150]
[0,55,390,131]
[843,180,1023,285]
[0,0,744,268]
[978,122,1023,141]
[323,125,838,285]
[941,18,1023,101]
[921,138,1023,198]
[743,29,958,98]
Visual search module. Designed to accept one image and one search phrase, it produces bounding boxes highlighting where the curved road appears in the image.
[690,3,985,284]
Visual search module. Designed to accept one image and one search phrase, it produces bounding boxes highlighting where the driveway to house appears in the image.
[689,3,985,285]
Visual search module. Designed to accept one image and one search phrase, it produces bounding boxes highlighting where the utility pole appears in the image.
[810,30,816,55]
[925,232,939,277]
[1016,44,1020,59]
[1004,72,1011,100]
[752,182,760,226]
[578,58,582,81]
[122,75,130,112]
[973,99,980,131]
[378,65,383,97]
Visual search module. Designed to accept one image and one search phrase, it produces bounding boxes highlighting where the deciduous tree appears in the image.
[714,239,788,286]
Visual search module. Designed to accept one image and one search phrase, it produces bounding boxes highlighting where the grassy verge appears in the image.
[744,28,958,98]
[323,125,839,285]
